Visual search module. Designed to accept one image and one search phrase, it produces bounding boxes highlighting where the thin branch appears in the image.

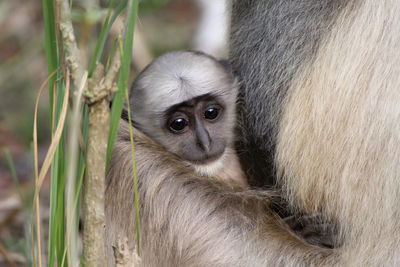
[82,63,109,266]
[56,0,84,89]
[105,35,122,90]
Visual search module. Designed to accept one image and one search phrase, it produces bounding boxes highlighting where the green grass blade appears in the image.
[41,0,61,265]
[88,0,128,76]
[41,0,58,121]
[48,147,59,267]
[106,0,139,170]
[124,87,141,254]
[48,79,67,267]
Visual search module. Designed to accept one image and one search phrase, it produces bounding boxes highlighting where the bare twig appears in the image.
[104,35,122,91]
[111,18,153,71]
[82,54,121,266]
[56,0,84,89]
[82,63,108,266]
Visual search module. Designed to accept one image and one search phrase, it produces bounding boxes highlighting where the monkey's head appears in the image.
[129,50,238,175]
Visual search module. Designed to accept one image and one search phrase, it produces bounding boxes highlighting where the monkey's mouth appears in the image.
[189,150,225,165]
[187,151,226,177]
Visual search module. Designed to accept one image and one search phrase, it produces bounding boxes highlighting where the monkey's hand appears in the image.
[284,214,339,249]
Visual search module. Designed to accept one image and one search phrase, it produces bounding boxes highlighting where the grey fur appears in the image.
[230,0,346,186]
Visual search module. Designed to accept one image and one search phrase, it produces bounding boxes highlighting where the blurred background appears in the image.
[0,0,228,265]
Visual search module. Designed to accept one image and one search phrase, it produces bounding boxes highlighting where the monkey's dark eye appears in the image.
[204,108,220,120]
[169,118,188,133]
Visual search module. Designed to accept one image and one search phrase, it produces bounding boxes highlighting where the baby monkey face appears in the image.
[129,50,238,167]
[163,93,228,164]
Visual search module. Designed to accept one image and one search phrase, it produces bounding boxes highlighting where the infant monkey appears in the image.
[126,50,246,187]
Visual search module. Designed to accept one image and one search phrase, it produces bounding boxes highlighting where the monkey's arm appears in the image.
[105,121,336,266]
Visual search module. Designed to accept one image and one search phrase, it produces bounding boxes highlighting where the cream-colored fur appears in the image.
[277,0,400,264]
[191,147,247,188]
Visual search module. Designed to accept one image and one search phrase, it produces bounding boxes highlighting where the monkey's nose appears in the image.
[197,135,211,152]
[195,125,211,152]
[198,140,211,152]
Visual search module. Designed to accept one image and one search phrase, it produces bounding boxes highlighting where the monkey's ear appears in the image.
[219,59,233,76]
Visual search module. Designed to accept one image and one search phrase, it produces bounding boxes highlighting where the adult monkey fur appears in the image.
[105,0,400,265]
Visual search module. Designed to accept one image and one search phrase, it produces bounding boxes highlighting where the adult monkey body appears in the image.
[105,0,400,266]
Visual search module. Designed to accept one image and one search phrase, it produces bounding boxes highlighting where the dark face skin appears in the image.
[162,94,228,164]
